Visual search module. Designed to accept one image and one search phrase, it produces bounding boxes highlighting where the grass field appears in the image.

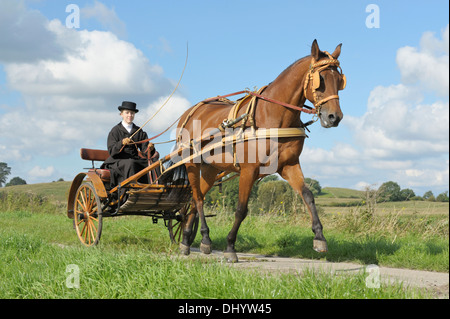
[0,183,448,299]
[0,211,432,299]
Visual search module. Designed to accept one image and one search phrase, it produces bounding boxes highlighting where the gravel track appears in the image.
[188,248,449,298]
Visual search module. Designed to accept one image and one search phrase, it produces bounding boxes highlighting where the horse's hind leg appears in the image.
[224,167,258,263]
[181,163,219,255]
[280,163,327,252]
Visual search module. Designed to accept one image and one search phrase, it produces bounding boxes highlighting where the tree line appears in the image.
[204,176,449,212]
[1,161,448,203]
[377,181,449,202]
[0,162,66,187]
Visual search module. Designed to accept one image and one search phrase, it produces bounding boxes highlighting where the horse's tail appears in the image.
[159,161,191,203]
[159,160,189,185]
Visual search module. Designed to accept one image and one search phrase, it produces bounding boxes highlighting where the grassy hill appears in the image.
[319,187,364,199]
[0,181,71,203]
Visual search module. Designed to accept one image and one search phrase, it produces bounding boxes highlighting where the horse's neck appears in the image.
[257,57,310,128]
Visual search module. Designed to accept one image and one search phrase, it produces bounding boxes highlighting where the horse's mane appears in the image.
[273,50,330,84]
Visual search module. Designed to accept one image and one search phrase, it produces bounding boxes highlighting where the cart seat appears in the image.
[80,148,161,183]
[80,148,112,182]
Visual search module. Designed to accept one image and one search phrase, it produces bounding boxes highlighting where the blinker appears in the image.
[339,74,346,91]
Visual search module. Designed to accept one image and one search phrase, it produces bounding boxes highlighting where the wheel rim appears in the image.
[74,183,103,247]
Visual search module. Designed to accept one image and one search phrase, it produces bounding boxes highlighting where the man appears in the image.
[102,101,155,189]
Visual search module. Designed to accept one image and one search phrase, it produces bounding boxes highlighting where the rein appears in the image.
[203,53,345,117]
[204,89,317,114]
[127,52,346,152]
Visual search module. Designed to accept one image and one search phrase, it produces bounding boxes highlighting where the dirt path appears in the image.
[189,248,449,298]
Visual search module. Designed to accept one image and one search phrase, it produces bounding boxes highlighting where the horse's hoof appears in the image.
[179,243,190,256]
[313,239,328,253]
[224,251,239,263]
[200,242,212,255]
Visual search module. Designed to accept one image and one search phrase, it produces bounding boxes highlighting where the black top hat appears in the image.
[118,101,139,113]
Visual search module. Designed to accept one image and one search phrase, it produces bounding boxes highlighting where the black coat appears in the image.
[102,123,154,187]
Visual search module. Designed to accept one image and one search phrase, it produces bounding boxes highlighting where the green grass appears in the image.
[0,184,447,298]
[203,210,449,272]
[0,223,428,299]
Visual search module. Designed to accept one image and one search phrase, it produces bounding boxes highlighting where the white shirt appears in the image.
[121,121,133,133]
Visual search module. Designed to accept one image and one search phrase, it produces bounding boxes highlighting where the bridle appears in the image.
[303,51,346,115]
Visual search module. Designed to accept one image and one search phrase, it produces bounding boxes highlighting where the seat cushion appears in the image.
[89,168,110,182]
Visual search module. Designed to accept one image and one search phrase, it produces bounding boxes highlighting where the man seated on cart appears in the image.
[102,101,156,191]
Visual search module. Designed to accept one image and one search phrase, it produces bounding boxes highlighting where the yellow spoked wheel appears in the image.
[73,183,103,247]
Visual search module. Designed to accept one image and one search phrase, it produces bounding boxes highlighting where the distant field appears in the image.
[0,181,71,203]
[320,187,365,199]
[1,182,448,216]
[321,200,449,216]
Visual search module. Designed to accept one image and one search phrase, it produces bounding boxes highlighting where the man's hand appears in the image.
[122,137,132,145]
[148,143,155,152]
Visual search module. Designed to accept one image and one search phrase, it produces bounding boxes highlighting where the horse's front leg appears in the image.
[280,163,327,252]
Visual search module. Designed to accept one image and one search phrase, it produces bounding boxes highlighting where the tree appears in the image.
[204,176,259,209]
[305,178,321,195]
[256,180,296,213]
[436,191,449,202]
[378,181,402,202]
[0,162,11,187]
[399,188,415,201]
[423,190,435,202]
[5,176,27,187]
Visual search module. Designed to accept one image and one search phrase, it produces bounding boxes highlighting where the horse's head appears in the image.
[304,40,346,128]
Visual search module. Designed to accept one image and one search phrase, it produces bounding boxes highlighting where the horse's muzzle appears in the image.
[320,111,343,128]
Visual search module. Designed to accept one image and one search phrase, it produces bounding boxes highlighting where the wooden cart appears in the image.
[66,148,198,247]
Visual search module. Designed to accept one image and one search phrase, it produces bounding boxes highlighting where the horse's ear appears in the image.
[311,39,320,61]
[331,43,342,59]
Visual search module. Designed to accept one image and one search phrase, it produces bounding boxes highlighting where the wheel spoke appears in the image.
[80,222,87,242]
[90,218,98,233]
[174,223,182,242]
[88,220,95,244]
[80,188,87,209]
[76,198,84,210]
[87,188,92,211]
[90,216,99,222]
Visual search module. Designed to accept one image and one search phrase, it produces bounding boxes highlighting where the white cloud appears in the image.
[141,94,192,132]
[0,0,63,63]
[28,166,55,178]
[0,1,187,166]
[346,25,448,163]
[5,20,167,97]
[396,24,449,96]
[81,1,127,39]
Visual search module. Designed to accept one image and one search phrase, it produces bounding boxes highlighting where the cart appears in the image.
[66,148,199,247]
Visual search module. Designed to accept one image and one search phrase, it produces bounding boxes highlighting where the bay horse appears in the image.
[176,39,345,262]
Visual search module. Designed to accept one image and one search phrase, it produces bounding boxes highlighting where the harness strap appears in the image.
[162,127,307,177]
[304,51,343,108]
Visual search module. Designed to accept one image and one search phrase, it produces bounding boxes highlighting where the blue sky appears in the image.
[0,0,448,196]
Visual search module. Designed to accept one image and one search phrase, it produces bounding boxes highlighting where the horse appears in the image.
[175,39,345,262]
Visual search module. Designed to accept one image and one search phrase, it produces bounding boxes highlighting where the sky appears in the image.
[0,0,448,196]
